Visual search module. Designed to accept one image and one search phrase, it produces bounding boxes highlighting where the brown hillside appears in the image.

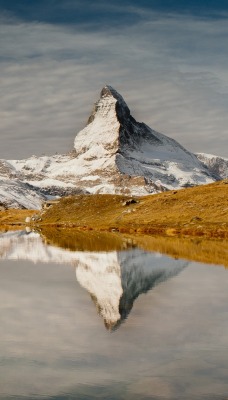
[39,180,228,238]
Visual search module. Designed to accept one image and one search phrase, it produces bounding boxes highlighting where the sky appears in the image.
[0,0,228,159]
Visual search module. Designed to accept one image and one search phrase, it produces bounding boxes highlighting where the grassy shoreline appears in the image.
[1,179,228,267]
[0,180,228,239]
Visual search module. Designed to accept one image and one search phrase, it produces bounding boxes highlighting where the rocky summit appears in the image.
[0,85,226,209]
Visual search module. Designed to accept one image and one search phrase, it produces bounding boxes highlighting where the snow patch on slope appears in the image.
[0,179,45,209]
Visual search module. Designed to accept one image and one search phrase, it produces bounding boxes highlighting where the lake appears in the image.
[0,229,228,399]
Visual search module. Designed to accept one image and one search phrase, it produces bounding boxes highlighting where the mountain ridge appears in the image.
[0,85,226,209]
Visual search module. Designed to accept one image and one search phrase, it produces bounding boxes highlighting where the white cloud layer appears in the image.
[0,11,228,159]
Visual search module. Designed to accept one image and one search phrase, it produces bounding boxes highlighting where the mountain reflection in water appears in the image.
[75,251,187,330]
[0,230,187,329]
[1,229,228,400]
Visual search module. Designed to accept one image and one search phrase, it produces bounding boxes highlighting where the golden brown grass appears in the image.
[0,209,36,230]
[0,202,227,266]
[39,180,228,238]
[1,180,228,240]
[132,234,228,268]
[39,227,136,252]
[38,228,228,267]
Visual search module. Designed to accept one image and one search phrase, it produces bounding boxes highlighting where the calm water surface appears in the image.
[0,230,228,399]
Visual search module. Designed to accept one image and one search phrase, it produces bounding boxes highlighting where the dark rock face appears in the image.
[101,86,162,150]
[37,186,89,197]
[0,202,7,211]
[87,102,99,125]
[87,85,131,126]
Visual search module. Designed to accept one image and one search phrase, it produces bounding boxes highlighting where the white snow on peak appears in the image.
[74,89,120,157]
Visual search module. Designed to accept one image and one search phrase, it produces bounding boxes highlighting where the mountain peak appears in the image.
[102,85,130,118]
[72,85,216,195]
[87,85,130,126]
[100,85,126,104]
[1,87,221,209]
[100,85,117,98]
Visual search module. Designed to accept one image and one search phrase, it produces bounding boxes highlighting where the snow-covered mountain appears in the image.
[0,229,187,329]
[0,85,225,209]
[0,156,88,209]
[196,153,228,179]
